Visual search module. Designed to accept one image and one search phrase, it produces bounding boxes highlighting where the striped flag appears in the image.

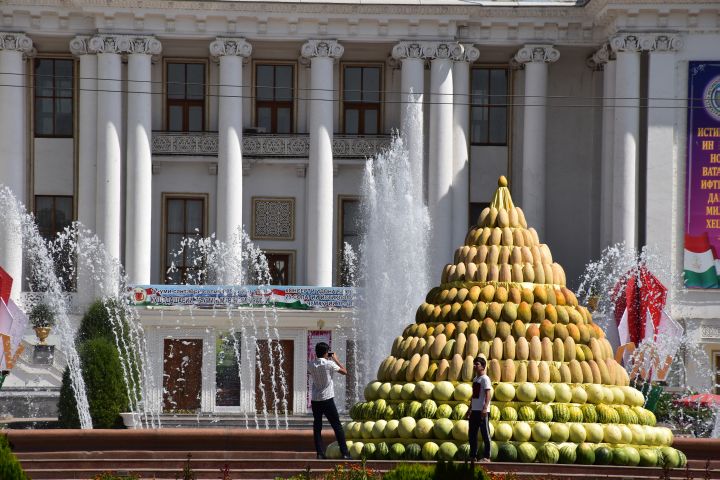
[684,233,719,288]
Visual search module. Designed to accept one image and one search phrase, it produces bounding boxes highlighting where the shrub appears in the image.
[75,300,126,344]
[29,302,55,328]
[0,435,29,480]
[58,367,80,428]
[433,461,490,480]
[382,463,434,480]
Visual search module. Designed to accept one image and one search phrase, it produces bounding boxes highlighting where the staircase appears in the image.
[15,451,720,480]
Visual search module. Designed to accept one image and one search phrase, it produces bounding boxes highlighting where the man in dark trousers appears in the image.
[307,342,351,459]
[467,356,493,462]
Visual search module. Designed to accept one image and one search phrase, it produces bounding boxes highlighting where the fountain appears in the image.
[329,177,689,467]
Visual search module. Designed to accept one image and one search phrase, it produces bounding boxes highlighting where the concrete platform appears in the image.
[6,430,720,480]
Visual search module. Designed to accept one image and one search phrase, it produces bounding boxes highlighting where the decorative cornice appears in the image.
[457,44,480,63]
[209,37,252,58]
[88,34,161,55]
[0,32,33,54]
[300,39,344,60]
[422,41,464,61]
[513,44,560,65]
[610,32,683,53]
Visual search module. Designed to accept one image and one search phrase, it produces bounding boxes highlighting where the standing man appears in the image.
[467,356,493,462]
[308,342,351,459]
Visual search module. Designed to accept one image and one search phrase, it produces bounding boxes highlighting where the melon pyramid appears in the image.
[332,177,686,467]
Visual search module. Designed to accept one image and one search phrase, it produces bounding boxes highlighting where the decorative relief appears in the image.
[610,33,683,53]
[88,34,161,55]
[69,35,91,56]
[0,32,33,53]
[587,43,613,70]
[458,44,480,63]
[252,197,295,241]
[209,37,252,57]
[392,41,424,60]
[152,132,392,158]
[513,44,560,65]
[701,325,720,339]
[392,41,467,62]
[300,39,344,59]
[422,42,464,61]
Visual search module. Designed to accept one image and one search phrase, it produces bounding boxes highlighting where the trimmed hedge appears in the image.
[58,300,132,428]
[0,435,29,480]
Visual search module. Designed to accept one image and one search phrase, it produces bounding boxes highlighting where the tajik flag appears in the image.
[684,233,719,288]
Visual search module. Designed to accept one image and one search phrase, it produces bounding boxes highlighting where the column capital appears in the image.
[457,44,480,63]
[300,39,344,60]
[0,32,34,56]
[610,32,682,53]
[513,44,560,65]
[88,34,162,55]
[586,43,614,70]
[70,36,93,56]
[209,37,252,58]
[422,41,464,61]
[391,41,425,61]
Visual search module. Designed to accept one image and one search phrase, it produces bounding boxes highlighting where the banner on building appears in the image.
[685,61,720,289]
[307,329,332,409]
[129,285,354,309]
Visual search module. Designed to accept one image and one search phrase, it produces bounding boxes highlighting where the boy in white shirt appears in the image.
[307,342,351,459]
[467,356,492,462]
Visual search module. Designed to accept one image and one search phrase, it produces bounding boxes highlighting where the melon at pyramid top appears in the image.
[331,177,687,468]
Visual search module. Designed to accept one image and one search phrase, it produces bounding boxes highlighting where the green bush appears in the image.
[58,300,135,428]
[433,461,489,480]
[0,435,29,480]
[382,463,434,480]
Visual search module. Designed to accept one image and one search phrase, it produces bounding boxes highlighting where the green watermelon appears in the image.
[559,444,577,464]
[405,443,422,460]
[517,442,537,463]
[420,399,438,419]
[349,442,364,459]
[433,418,454,440]
[389,443,405,460]
[395,402,407,419]
[551,404,570,422]
[678,450,687,467]
[490,441,499,461]
[518,405,535,421]
[451,403,469,420]
[501,406,518,421]
[637,448,658,467]
[362,442,377,459]
[497,442,518,462]
[660,447,680,468]
[612,447,629,466]
[535,405,553,422]
[576,443,595,465]
[438,442,458,461]
[457,443,471,461]
[374,399,388,419]
[375,442,389,460]
[407,401,422,419]
[536,443,560,464]
[489,404,501,421]
[435,404,453,419]
[580,405,597,423]
[625,447,640,466]
[384,405,395,420]
[594,446,613,465]
[421,441,440,461]
[568,406,583,423]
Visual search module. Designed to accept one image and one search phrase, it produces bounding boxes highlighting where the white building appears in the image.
[1,0,719,415]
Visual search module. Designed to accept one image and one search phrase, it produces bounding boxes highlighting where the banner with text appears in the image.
[685,61,720,289]
[129,285,354,309]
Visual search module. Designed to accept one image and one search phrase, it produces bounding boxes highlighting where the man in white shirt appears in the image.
[467,356,492,462]
[307,341,351,459]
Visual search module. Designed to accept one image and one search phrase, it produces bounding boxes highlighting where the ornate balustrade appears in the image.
[152,132,392,158]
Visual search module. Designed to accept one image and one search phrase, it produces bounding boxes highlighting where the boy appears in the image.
[307,342,351,459]
[467,356,492,462]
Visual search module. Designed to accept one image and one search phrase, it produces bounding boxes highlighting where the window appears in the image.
[338,197,361,286]
[215,332,241,407]
[342,65,382,135]
[35,196,73,240]
[255,64,294,133]
[34,58,73,137]
[470,67,509,145]
[163,195,206,284]
[264,251,295,285]
[166,62,205,132]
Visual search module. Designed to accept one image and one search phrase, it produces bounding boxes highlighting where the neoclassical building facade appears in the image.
[1,0,720,409]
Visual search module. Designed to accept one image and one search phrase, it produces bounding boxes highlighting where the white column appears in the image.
[426,42,461,269]
[513,45,560,239]
[70,37,98,232]
[589,44,616,250]
[391,42,425,169]
[126,37,161,285]
[210,38,252,252]
[0,32,33,298]
[644,34,682,284]
[452,45,480,249]
[609,34,642,250]
[89,35,125,263]
[301,40,344,286]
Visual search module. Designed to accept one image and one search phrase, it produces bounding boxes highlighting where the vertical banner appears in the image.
[685,61,720,289]
[307,329,332,409]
